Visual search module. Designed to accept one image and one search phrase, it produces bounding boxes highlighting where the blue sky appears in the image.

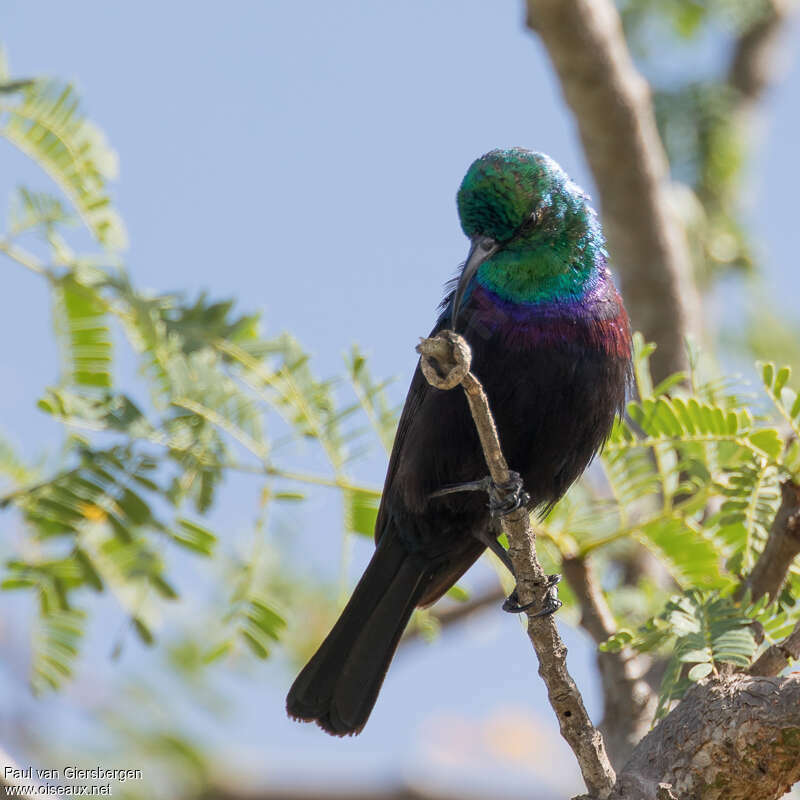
[1,2,799,797]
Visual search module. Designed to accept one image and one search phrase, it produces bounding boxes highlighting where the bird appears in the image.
[286,148,631,736]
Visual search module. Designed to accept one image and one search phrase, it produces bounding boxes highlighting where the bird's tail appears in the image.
[286,533,430,736]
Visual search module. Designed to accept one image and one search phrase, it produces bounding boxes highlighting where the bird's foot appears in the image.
[430,471,530,517]
[502,574,563,616]
[487,471,530,518]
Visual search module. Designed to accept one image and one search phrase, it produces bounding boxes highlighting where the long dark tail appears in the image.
[286,533,430,736]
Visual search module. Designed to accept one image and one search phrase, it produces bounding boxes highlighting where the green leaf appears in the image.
[747,429,782,460]
[760,361,800,440]
[652,372,688,398]
[599,629,634,653]
[9,186,75,236]
[678,647,712,664]
[775,366,791,394]
[73,547,103,591]
[31,607,86,694]
[238,598,286,660]
[446,584,470,602]
[274,491,306,502]
[637,517,725,589]
[172,518,217,556]
[713,462,781,574]
[344,488,380,537]
[202,641,233,664]
[620,590,756,715]
[688,662,713,681]
[133,617,154,646]
[52,274,113,389]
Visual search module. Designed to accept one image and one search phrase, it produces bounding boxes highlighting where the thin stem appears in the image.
[0,237,47,275]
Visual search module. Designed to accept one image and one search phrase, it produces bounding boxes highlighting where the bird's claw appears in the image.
[487,471,530,518]
[502,574,563,616]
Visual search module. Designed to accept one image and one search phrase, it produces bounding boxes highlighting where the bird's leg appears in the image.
[473,527,562,617]
[430,471,530,516]
[430,475,494,498]
[474,525,516,576]
[431,475,559,617]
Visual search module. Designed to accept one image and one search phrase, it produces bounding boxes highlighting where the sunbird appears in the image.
[287,148,632,735]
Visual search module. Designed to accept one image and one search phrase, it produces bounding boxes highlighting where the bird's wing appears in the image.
[373,317,449,544]
[373,359,430,544]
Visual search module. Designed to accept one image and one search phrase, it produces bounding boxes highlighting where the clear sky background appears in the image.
[1,3,799,798]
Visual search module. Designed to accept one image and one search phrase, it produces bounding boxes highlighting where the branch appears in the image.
[562,556,657,768]
[750,618,800,677]
[610,674,800,800]
[728,0,793,107]
[416,331,615,799]
[525,0,701,381]
[738,479,800,603]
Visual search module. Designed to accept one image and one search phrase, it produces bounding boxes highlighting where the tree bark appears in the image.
[610,674,800,800]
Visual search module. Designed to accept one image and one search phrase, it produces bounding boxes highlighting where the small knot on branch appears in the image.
[416,330,472,390]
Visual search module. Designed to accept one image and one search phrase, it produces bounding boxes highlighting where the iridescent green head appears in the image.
[451,148,606,327]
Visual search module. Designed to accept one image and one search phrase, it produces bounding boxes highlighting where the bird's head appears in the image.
[450,148,604,329]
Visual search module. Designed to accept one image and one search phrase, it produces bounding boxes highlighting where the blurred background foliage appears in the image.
[1,0,799,798]
[620,0,800,367]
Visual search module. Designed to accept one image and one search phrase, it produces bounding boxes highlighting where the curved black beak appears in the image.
[450,235,498,331]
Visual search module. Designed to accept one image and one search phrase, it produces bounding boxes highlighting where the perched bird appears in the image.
[286,148,631,736]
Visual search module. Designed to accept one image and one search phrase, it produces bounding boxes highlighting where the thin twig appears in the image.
[0,237,48,275]
[416,331,615,799]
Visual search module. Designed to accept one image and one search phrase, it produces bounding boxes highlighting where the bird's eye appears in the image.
[479,237,496,252]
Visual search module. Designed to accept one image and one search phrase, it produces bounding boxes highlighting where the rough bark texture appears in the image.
[562,556,657,768]
[611,674,800,800]
[416,332,616,798]
[525,0,701,382]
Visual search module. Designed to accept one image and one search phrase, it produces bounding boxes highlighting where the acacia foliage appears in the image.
[0,59,390,691]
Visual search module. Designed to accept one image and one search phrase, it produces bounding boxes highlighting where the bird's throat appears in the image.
[475,247,599,306]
